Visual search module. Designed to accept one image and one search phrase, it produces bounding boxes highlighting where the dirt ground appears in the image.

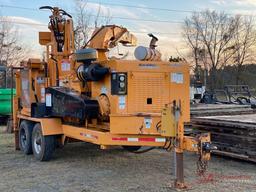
[0,126,256,192]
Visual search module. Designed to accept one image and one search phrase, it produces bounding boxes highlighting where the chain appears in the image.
[197,156,208,176]
[196,142,208,176]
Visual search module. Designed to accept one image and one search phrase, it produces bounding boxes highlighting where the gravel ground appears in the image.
[0,126,256,192]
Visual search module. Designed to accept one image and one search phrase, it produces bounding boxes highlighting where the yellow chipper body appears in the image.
[13,6,214,188]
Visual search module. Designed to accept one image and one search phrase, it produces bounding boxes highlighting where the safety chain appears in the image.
[196,142,208,175]
[197,156,208,176]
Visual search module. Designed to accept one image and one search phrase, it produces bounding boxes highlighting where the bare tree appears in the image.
[74,0,91,49]
[230,16,256,85]
[183,18,201,69]
[0,19,26,67]
[184,10,237,90]
[93,4,111,28]
[183,19,206,86]
[0,17,29,86]
[74,0,112,49]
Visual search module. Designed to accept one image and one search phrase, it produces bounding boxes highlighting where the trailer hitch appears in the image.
[197,134,217,175]
[202,142,217,153]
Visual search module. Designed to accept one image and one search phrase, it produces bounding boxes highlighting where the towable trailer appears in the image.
[13,6,215,188]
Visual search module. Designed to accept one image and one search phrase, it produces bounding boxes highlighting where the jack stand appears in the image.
[174,152,187,189]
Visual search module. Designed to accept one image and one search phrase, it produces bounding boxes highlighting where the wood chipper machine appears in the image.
[13,6,215,188]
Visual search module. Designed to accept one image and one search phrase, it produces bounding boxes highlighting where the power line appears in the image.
[130,30,180,36]
[0,20,181,36]
[87,1,256,17]
[87,1,255,17]
[0,4,183,35]
[0,4,38,11]
[0,4,184,24]
[0,20,47,27]
[87,1,194,13]
[105,16,183,23]
[0,3,254,23]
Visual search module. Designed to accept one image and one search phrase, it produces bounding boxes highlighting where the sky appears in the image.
[0,0,256,59]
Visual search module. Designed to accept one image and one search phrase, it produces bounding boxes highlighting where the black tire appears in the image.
[122,146,141,152]
[19,120,34,155]
[32,123,55,161]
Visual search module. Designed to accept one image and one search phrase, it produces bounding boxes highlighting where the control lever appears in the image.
[39,6,72,18]
[59,9,72,18]
[39,6,54,10]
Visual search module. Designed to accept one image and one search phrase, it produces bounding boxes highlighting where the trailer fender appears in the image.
[17,115,63,136]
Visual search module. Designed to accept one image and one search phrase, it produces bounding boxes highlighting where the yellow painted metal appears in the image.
[183,136,199,152]
[89,25,137,50]
[161,106,176,137]
[110,113,161,135]
[128,72,169,113]
[14,6,195,150]
[39,32,51,45]
[27,59,41,69]
[13,72,21,130]
[14,17,192,146]
[13,8,212,188]
[17,115,62,136]
[199,133,211,161]
[62,124,166,147]
[90,60,190,123]
[13,7,214,189]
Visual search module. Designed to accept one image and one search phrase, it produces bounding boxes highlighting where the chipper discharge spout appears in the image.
[12,6,215,189]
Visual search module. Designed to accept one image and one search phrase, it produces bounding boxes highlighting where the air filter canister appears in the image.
[134,46,161,61]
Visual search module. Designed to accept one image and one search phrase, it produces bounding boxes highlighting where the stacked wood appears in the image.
[191,114,256,162]
[191,104,255,117]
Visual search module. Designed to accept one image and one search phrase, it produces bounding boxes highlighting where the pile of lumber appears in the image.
[191,114,256,162]
[191,104,255,117]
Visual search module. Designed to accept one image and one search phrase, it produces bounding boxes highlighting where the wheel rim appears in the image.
[33,130,42,154]
[20,129,27,149]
